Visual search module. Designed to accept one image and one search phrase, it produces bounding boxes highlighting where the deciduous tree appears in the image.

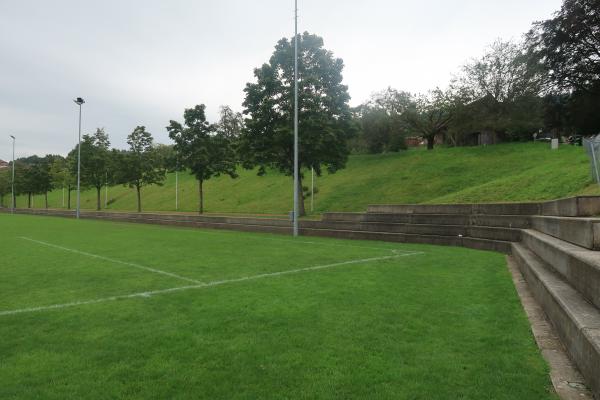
[119,126,166,212]
[74,128,111,210]
[167,104,237,214]
[403,89,456,150]
[527,0,600,93]
[240,32,354,215]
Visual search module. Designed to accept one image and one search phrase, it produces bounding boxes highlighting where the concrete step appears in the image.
[512,243,600,398]
[541,196,600,217]
[521,229,600,310]
[302,220,521,242]
[531,216,600,250]
[367,202,541,215]
[322,212,530,228]
[5,208,513,253]
[300,227,513,253]
[366,196,600,217]
[87,213,292,235]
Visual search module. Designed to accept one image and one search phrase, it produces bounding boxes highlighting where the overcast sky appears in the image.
[0,0,562,160]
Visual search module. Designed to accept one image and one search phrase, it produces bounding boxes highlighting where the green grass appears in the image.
[0,214,556,399]
[13,142,596,215]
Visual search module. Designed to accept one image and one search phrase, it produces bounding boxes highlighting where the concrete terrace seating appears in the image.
[4,195,600,397]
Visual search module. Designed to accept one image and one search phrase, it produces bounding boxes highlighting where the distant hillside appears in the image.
[15,142,597,215]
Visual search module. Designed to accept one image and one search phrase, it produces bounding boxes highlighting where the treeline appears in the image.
[3,32,351,216]
[0,106,244,214]
[351,0,600,153]
[2,0,598,213]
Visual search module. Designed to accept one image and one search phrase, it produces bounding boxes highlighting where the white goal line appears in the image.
[0,250,423,317]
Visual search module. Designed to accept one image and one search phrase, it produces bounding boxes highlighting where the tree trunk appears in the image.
[96,186,101,210]
[198,179,204,214]
[296,175,306,217]
[426,135,435,150]
[136,185,142,213]
[0,194,4,207]
[45,192,48,209]
[28,192,32,208]
[67,188,71,209]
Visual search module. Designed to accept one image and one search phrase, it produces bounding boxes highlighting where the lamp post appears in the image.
[293,0,299,236]
[10,135,15,213]
[73,97,85,219]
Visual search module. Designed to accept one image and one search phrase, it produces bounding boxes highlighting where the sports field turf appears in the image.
[0,214,556,399]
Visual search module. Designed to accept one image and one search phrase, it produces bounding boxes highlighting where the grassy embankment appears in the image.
[16,142,596,214]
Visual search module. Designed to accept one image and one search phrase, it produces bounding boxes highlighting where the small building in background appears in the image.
[405,137,423,147]
[0,160,9,169]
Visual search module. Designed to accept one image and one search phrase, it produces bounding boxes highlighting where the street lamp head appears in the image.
[73,97,85,105]
[10,135,15,139]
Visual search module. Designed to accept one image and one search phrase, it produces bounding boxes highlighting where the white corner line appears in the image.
[0,251,423,317]
[18,237,202,284]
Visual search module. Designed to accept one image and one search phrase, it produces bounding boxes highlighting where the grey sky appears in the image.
[0,0,561,159]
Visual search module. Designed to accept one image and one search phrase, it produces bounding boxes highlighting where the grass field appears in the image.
[14,142,595,215]
[0,213,556,399]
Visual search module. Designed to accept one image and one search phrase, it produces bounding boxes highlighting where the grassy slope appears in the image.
[16,142,596,214]
[1,214,556,399]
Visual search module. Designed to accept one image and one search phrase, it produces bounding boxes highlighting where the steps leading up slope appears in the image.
[512,243,600,397]
[521,229,600,310]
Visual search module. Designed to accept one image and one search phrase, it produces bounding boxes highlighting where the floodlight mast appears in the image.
[73,97,85,219]
[10,135,15,214]
[293,0,299,237]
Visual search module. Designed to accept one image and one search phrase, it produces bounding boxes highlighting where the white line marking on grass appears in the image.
[18,237,201,284]
[0,251,423,317]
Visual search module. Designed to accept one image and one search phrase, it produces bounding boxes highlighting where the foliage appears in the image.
[527,0,600,93]
[49,156,76,209]
[215,105,244,140]
[354,88,411,153]
[71,128,111,210]
[457,40,544,102]
[153,144,181,173]
[118,126,166,212]
[240,32,354,215]
[167,104,237,214]
[449,40,545,141]
[0,170,10,207]
[403,89,457,149]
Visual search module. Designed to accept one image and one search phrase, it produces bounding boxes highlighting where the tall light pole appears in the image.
[10,135,15,213]
[73,97,85,219]
[293,0,299,236]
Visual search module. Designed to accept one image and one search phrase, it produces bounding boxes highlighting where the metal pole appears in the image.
[105,171,108,208]
[311,166,314,212]
[76,103,82,219]
[175,169,179,211]
[62,187,65,207]
[592,142,600,184]
[10,135,15,213]
[293,0,299,236]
